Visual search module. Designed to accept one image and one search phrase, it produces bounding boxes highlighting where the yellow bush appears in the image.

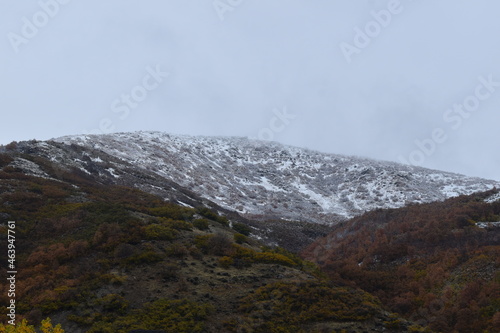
[254,252,297,266]
[0,318,64,333]
[219,256,234,268]
[40,318,64,333]
[144,224,177,240]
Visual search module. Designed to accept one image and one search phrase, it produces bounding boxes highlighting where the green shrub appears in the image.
[232,223,251,236]
[234,233,247,244]
[196,207,219,220]
[148,204,195,220]
[196,207,229,226]
[144,224,177,240]
[83,202,135,225]
[124,250,163,265]
[87,298,213,333]
[237,282,381,331]
[97,294,129,314]
[160,218,193,231]
[193,218,210,230]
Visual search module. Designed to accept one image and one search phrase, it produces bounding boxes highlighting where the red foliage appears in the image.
[302,190,500,332]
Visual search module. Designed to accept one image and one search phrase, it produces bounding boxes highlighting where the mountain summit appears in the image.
[45,131,498,225]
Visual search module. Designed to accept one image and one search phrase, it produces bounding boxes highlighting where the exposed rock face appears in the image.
[51,131,498,224]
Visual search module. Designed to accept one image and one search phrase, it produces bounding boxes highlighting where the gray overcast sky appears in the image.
[1,0,499,180]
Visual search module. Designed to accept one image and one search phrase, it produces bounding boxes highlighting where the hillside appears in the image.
[0,151,426,332]
[302,190,500,333]
[2,132,498,252]
[53,132,498,224]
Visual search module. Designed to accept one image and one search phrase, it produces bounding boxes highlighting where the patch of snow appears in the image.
[485,192,500,203]
[106,168,120,178]
[476,221,500,228]
[177,201,193,208]
[51,131,500,225]
[9,158,53,180]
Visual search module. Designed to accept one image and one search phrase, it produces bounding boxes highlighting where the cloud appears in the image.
[1,0,499,180]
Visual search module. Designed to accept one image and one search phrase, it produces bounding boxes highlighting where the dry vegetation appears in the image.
[0,152,424,333]
[303,190,500,333]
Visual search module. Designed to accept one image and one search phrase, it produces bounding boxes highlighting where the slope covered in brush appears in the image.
[302,190,500,333]
[0,152,425,333]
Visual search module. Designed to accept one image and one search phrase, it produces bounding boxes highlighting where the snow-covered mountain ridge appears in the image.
[51,131,499,224]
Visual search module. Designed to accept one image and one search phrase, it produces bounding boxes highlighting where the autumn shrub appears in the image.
[166,243,189,258]
[160,263,179,281]
[0,153,13,167]
[5,141,17,151]
[253,252,297,266]
[194,234,212,254]
[0,318,64,333]
[304,190,500,332]
[188,245,203,259]
[227,245,299,267]
[92,223,124,249]
[219,256,234,268]
[231,244,257,265]
[206,233,233,256]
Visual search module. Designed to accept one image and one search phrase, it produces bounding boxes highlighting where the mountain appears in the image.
[50,131,497,225]
[1,132,498,332]
[0,152,424,332]
[2,131,497,251]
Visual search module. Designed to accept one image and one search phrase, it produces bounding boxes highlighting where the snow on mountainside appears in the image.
[51,131,499,225]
